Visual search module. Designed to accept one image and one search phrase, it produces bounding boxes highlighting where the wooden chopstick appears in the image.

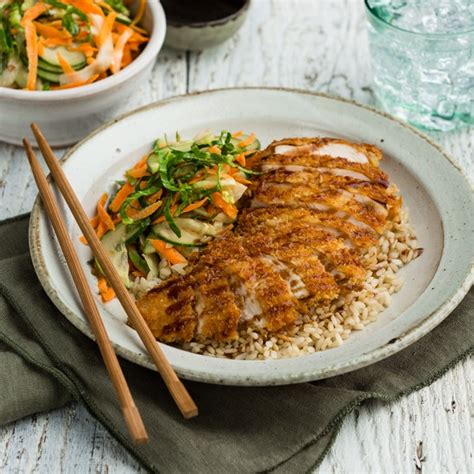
[31,123,198,420]
[23,139,149,444]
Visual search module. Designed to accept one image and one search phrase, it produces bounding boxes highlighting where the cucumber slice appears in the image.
[143,254,160,278]
[38,58,86,73]
[143,239,156,255]
[128,247,149,274]
[40,46,86,68]
[193,130,215,146]
[100,224,130,287]
[125,220,149,244]
[37,68,60,83]
[147,153,160,174]
[116,13,132,25]
[230,134,261,152]
[38,58,63,73]
[154,139,193,153]
[170,141,193,152]
[150,218,215,248]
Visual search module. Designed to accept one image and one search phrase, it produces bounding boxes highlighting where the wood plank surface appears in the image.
[0,1,472,472]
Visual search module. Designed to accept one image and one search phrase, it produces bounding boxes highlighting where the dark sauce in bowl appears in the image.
[161,0,249,25]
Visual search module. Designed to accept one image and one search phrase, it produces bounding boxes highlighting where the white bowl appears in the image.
[0,1,166,147]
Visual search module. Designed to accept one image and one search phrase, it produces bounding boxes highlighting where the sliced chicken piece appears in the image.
[136,276,198,343]
[199,234,299,332]
[242,220,367,290]
[237,207,379,249]
[252,154,389,184]
[253,168,400,219]
[192,266,241,342]
[252,183,388,233]
[242,232,340,301]
[252,137,383,167]
[226,257,298,332]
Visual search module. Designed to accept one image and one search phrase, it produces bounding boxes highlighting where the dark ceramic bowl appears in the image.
[163,0,251,51]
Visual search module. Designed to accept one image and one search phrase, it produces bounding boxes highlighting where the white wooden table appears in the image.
[0,1,472,472]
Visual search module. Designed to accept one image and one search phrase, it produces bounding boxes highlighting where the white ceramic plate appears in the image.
[29,88,474,386]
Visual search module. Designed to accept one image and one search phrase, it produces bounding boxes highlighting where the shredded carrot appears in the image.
[97,193,107,210]
[128,199,140,210]
[232,130,244,138]
[235,153,246,166]
[21,3,51,27]
[152,215,166,224]
[56,52,74,74]
[131,0,146,26]
[96,1,113,12]
[133,154,149,169]
[181,198,208,214]
[121,44,133,68]
[70,43,97,55]
[127,166,149,179]
[35,22,70,39]
[112,27,133,73]
[130,23,148,35]
[233,174,252,185]
[51,74,99,89]
[99,11,117,47]
[79,235,88,245]
[42,37,72,47]
[129,31,148,42]
[208,145,221,155]
[97,193,115,231]
[98,277,115,302]
[109,182,134,212]
[211,192,238,219]
[95,221,108,239]
[127,200,162,220]
[238,133,256,148]
[68,0,104,16]
[25,22,38,91]
[37,40,45,56]
[90,215,100,227]
[146,189,163,204]
[188,172,205,184]
[152,204,176,224]
[150,240,187,265]
[171,193,179,206]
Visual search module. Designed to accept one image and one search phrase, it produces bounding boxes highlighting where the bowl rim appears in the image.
[166,0,251,28]
[0,1,166,101]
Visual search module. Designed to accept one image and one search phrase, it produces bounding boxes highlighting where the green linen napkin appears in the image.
[0,213,472,473]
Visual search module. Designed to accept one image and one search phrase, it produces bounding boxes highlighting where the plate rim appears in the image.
[29,87,474,385]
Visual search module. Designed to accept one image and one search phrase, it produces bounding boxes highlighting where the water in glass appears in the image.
[366,0,474,131]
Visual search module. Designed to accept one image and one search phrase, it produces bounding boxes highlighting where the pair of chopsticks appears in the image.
[24,124,198,444]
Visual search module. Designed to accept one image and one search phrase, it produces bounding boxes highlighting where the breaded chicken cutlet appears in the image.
[137,137,402,343]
